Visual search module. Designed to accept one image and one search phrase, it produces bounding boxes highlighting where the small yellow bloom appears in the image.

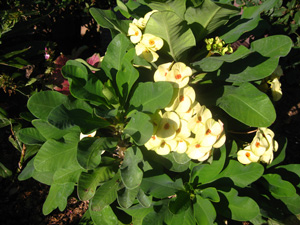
[156,111,180,140]
[237,146,260,164]
[188,105,212,135]
[80,131,96,140]
[135,42,159,62]
[166,62,193,88]
[154,62,172,82]
[132,10,158,29]
[270,78,282,101]
[128,23,142,44]
[140,33,164,52]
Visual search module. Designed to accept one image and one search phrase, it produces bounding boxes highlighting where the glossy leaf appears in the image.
[193,195,216,225]
[141,174,183,198]
[145,0,186,19]
[116,48,139,100]
[32,119,70,140]
[78,166,115,201]
[137,189,152,208]
[191,147,226,184]
[198,187,220,203]
[217,160,264,188]
[27,91,68,120]
[52,165,83,184]
[145,11,196,61]
[90,174,119,212]
[217,83,276,127]
[34,133,79,172]
[42,182,75,215]
[277,194,300,215]
[120,146,143,189]
[185,0,239,41]
[117,186,140,208]
[121,204,154,225]
[263,174,296,198]
[218,188,260,221]
[100,33,131,80]
[77,137,117,170]
[90,205,119,225]
[130,81,174,114]
[17,127,46,145]
[164,205,196,225]
[123,111,153,145]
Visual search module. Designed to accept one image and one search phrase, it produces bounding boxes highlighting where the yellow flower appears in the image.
[135,42,159,62]
[140,33,164,52]
[154,62,172,82]
[80,131,96,140]
[188,105,212,135]
[132,10,158,29]
[270,78,282,101]
[128,23,142,44]
[166,62,193,88]
[156,111,181,140]
[186,138,212,161]
[237,146,260,164]
[145,134,162,150]
[155,139,177,155]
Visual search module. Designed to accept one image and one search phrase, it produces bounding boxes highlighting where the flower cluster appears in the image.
[127,10,163,62]
[145,62,226,161]
[237,128,278,165]
[205,37,233,56]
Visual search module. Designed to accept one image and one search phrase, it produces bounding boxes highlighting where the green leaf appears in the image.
[32,119,70,140]
[250,35,293,58]
[142,200,169,225]
[217,83,276,127]
[172,151,191,164]
[100,33,131,80]
[145,11,196,61]
[218,188,260,221]
[116,48,139,100]
[0,162,12,178]
[198,187,220,203]
[263,174,296,198]
[185,0,239,41]
[42,182,75,215]
[191,147,226,184]
[137,189,152,208]
[117,186,140,208]
[27,91,68,120]
[78,166,115,201]
[90,206,119,225]
[130,81,174,114]
[124,111,153,145]
[120,146,143,189]
[191,45,251,72]
[141,174,184,198]
[194,195,216,225]
[53,165,83,184]
[169,191,191,214]
[216,160,264,188]
[18,158,35,181]
[267,137,287,169]
[48,105,110,133]
[164,204,196,225]
[77,137,117,170]
[17,127,46,145]
[34,133,79,172]
[89,8,129,36]
[145,0,186,19]
[122,204,154,225]
[278,193,300,215]
[90,174,119,212]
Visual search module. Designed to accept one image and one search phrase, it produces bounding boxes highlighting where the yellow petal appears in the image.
[237,148,259,164]
[80,131,96,140]
[156,111,180,140]
[154,62,172,82]
[140,33,164,51]
[128,23,142,44]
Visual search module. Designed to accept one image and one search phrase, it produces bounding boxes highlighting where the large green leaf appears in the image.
[164,205,196,225]
[32,119,70,140]
[90,206,119,225]
[216,160,264,188]
[145,11,196,61]
[185,0,239,41]
[124,111,153,145]
[137,189,152,208]
[78,166,115,201]
[77,137,117,170]
[218,188,260,221]
[17,127,46,145]
[48,104,110,133]
[190,147,226,184]
[116,48,139,101]
[27,91,68,120]
[42,182,75,215]
[145,0,186,19]
[90,174,119,212]
[117,186,140,208]
[198,187,220,203]
[277,193,300,215]
[193,195,216,225]
[130,81,174,114]
[262,174,296,198]
[34,133,79,172]
[141,174,184,198]
[120,146,143,189]
[100,33,131,80]
[89,8,129,36]
[169,191,191,214]
[217,83,276,127]
[52,165,83,184]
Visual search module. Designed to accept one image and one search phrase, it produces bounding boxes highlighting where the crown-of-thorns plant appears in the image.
[16,0,300,224]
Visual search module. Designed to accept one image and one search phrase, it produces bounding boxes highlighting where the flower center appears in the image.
[179,95,184,102]
[246,152,251,157]
[206,129,211,135]
[195,144,201,148]
[151,135,156,140]
[255,142,260,148]
[149,40,155,45]
[135,31,139,36]
[196,116,202,123]
[175,74,182,79]
[164,123,170,130]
